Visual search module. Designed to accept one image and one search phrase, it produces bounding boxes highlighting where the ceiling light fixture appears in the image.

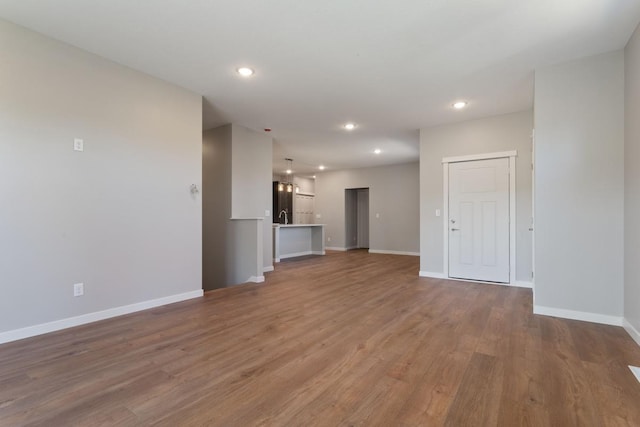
[453,101,467,109]
[374,148,382,154]
[237,67,254,77]
[285,158,293,174]
[318,165,326,171]
[344,123,356,130]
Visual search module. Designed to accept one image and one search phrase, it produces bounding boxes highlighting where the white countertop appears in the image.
[273,223,325,228]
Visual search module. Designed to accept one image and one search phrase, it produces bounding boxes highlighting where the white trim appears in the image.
[419,272,532,289]
[623,319,640,348]
[248,276,265,283]
[0,290,203,345]
[369,249,419,256]
[279,250,325,260]
[419,271,447,279]
[512,281,533,289]
[263,266,274,273]
[443,151,518,285]
[296,191,315,196]
[325,246,347,251]
[533,305,623,326]
[629,366,640,384]
[442,150,518,164]
[509,155,516,285]
[443,162,450,278]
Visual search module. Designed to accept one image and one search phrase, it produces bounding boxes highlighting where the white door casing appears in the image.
[442,151,517,284]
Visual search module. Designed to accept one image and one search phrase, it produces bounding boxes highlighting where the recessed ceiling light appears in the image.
[286,169,292,174]
[374,149,382,154]
[319,165,326,170]
[344,123,356,130]
[453,101,467,109]
[237,67,254,77]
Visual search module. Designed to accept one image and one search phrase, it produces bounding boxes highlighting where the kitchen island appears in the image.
[272,224,325,262]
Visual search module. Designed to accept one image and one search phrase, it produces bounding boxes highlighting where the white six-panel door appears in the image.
[448,158,510,283]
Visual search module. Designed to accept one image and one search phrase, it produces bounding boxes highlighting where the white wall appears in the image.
[0,20,203,336]
[534,51,624,321]
[294,176,315,194]
[419,110,533,282]
[231,124,273,270]
[625,24,640,338]
[315,163,419,254]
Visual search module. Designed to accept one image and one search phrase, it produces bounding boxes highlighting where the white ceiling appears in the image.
[1,0,639,175]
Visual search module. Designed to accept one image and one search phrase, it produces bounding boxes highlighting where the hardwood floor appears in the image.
[1,250,640,426]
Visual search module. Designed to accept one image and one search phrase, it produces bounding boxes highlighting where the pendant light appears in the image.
[284,158,294,192]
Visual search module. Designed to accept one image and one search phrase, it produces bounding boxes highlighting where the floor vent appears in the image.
[629,366,640,384]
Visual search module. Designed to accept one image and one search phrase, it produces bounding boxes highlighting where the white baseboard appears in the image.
[623,318,640,348]
[512,281,533,289]
[279,251,324,260]
[248,276,265,283]
[325,247,347,251]
[419,272,533,290]
[0,289,204,345]
[369,249,420,256]
[263,266,274,273]
[533,305,623,327]
[419,271,446,279]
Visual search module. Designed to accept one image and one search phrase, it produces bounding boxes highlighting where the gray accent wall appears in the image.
[315,163,419,253]
[0,19,203,333]
[534,51,624,317]
[419,111,533,281]
[626,24,640,333]
[202,125,233,290]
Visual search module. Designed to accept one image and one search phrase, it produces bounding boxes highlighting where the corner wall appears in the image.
[202,125,232,290]
[419,110,533,282]
[315,162,419,254]
[0,19,203,339]
[625,24,640,342]
[202,124,272,289]
[534,51,624,322]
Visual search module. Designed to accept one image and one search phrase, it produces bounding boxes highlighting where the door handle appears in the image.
[451,228,460,231]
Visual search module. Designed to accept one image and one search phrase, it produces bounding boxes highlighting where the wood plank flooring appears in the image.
[1,250,640,426]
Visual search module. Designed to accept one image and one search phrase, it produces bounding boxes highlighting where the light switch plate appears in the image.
[265,210,270,217]
[73,283,84,297]
[73,138,84,152]
[436,209,441,217]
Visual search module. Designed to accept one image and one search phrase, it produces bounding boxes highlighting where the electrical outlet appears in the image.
[73,283,84,297]
[327,237,331,242]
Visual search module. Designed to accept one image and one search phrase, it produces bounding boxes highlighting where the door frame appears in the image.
[442,151,517,284]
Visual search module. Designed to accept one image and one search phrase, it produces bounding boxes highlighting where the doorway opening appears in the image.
[345,188,369,250]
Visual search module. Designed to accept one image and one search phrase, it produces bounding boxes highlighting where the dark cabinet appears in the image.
[272,182,293,224]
